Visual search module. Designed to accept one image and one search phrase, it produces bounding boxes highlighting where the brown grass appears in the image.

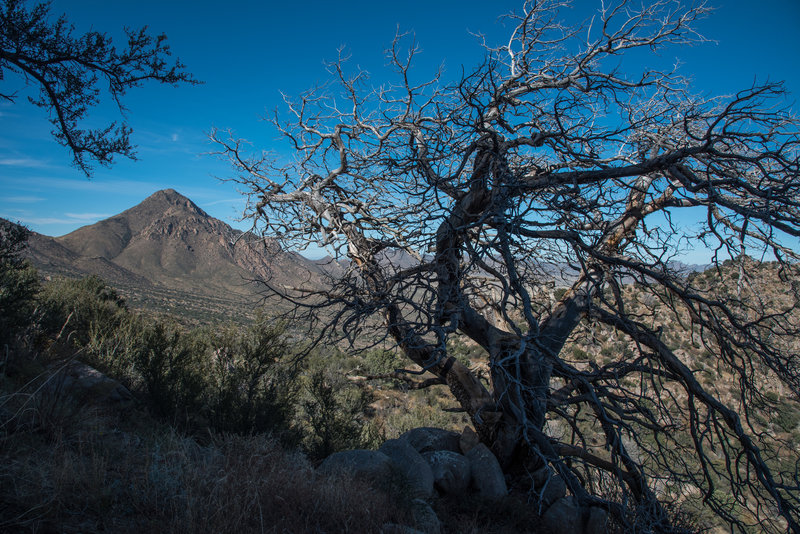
[0,377,410,534]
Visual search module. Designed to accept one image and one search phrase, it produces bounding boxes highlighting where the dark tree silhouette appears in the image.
[0,0,197,174]
[214,0,800,531]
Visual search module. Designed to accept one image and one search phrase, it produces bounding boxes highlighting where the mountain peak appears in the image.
[141,189,208,218]
[37,189,324,305]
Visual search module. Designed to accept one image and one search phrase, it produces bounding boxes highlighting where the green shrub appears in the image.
[774,401,800,433]
[362,348,404,375]
[127,318,208,421]
[37,275,127,347]
[203,317,299,437]
[0,221,40,347]
[300,368,378,459]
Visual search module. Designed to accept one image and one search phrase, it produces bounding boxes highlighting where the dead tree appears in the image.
[214,1,800,531]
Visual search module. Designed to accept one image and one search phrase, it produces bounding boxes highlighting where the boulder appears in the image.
[465,443,507,500]
[410,498,441,534]
[541,496,582,534]
[381,524,427,534]
[541,496,609,534]
[539,473,567,509]
[379,438,434,499]
[422,450,471,496]
[459,425,480,454]
[47,361,134,406]
[399,427,461,454]
[585,506,609,534]
[318,449,393,487]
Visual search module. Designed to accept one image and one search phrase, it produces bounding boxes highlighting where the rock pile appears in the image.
[318,426,608,534]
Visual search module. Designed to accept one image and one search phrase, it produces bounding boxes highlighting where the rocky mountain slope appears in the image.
[21,189,326,322]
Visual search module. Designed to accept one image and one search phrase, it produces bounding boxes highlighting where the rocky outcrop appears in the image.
[320,426,607,534]
[46,360,134,407]
[422,450,470,496]
[541,496,608,534]
[318,449,394,486]
[465,443,508,500]
[399,427,461,454]
[409,499,441,534]
[379,438,434,499]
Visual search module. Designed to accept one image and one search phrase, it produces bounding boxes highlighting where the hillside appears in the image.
[20,189,328,323]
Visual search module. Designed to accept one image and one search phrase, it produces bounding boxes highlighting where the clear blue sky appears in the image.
[1,0,799,262]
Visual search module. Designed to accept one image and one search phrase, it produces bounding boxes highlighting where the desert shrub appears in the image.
[571,347,590,360]
[203,316,300,438]
[123,318,208,422]
[0,221,40,348]
[300,368,379,459]
[774,400,800,433]
[80,309,302,439]
[362,348,404,375]
[36,275,127,347]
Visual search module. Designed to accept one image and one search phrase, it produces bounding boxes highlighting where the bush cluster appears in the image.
[0,227,378,458]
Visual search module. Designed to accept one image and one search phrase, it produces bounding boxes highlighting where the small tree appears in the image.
[215,1,799,531]
[0,219,39,347]
[0,0,197,174]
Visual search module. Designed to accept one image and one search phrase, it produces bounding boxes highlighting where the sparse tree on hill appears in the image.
[0,0,197,175]
[214,0,800,531]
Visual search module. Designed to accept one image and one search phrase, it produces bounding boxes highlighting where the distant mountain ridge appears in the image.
[12,189,710,323]
[21,189,326,308]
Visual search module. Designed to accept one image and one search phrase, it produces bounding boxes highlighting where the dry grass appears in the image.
[0,374,411,534]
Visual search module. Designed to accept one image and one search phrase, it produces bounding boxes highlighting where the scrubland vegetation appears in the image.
[3,221,799,534]
[1,225,415,532]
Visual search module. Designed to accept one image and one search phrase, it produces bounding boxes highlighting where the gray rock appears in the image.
[399,427,461,454]
[459,425,480,454]
[465,443,507,500]
[422,450,471,496]
[541,496,582,533]
[410,499,441,534]
[318,449,393,487]
[541,496,609,534]
[585,506,609,534]
[379,438,434,499]
[381,524,427,534]
[47,361,134,406]
[539,474,567,508]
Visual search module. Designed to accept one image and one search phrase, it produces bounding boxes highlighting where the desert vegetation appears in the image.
[3,0,800,532]
[213,0,800,529]
[0,223,410,532]
[3,219,800,533]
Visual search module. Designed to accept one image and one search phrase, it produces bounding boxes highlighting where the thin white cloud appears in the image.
[1,215,74,226]
[3,196,45,203]
[0,157,50,168]
[63,212,113,221]
[3,175,165,195]
[201,197,243,207]
[1,213,109,227]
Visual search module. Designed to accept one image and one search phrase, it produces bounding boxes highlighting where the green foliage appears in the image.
[81,309,302,439]
[361,348,404,375]
[301,368,378,459]
[774,399,800,433]
[126,318,208,421]
[0,260,39,347]
[2,265,392,460]
[37,275,127,347]
[202,316,300,437]
[0,221,40,347]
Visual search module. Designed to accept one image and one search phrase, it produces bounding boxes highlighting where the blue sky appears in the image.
[1,0,799,262]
